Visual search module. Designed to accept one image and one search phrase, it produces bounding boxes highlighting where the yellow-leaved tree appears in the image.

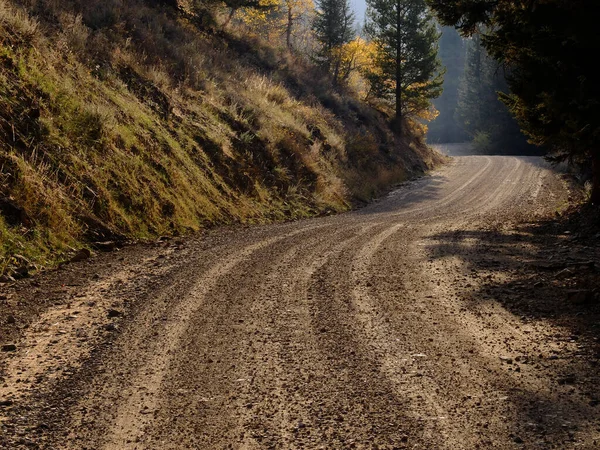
[240,0,315,50]
[239,0,281,40]
[332,37,377,90]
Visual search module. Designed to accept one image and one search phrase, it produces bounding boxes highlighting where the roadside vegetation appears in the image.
[0,0,445,276]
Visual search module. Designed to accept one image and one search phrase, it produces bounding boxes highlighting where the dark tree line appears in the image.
[455,34,538,155]
[428,0,600,204]
[428,27,539,155]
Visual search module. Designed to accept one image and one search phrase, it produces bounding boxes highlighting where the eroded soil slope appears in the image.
[1,155,599,449]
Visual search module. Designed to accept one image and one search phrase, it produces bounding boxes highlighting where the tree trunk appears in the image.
[333,59,340,86]
[286,6,293,50]
[222,8,236,28]
[592,151,600,205]
[395,0,402,133]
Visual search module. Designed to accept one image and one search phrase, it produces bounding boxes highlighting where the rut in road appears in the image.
[2,156,598,449]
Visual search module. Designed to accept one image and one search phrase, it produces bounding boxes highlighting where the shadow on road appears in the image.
[425,218,600,444]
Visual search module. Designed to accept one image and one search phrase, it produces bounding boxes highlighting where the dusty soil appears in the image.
[1,155,599,449]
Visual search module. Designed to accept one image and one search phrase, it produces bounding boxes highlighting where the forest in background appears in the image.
[427,27,539,156]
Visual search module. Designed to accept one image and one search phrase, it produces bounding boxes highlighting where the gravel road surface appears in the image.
[1,155,599,449]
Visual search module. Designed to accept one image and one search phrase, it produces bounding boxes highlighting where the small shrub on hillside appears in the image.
[472,131,493,154]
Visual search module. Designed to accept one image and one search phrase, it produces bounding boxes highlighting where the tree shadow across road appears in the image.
[425,217,600,447]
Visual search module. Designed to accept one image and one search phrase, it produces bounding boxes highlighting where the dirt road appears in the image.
[1,155,599,449]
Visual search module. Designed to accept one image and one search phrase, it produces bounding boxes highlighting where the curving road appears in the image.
[2,155,598,449]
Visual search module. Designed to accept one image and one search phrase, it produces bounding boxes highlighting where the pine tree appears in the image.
[364,0,443,126]
[426,26,467,143]
[313,0,355,82]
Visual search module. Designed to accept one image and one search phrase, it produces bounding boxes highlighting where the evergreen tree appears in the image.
[427,26,467,143]
[313,0,355,82]
[428,0,600,204]
[455,35,534,154]
[455,34,484,138]
[364,0,443,126]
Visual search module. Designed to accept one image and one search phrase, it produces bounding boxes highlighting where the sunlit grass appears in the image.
[0,0,440,275]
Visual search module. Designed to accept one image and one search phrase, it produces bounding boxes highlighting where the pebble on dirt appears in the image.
[103,323,118,332]
[107,309,122,318]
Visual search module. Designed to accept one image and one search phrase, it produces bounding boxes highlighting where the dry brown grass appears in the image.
[0,0,441,276]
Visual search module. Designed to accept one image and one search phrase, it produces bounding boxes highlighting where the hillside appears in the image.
[0,0,442,276]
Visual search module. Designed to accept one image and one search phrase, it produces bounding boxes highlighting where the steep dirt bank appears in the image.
[1,155,598,449]
[0,0,442,275]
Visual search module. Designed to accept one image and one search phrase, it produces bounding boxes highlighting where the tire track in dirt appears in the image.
[311,156,574,449]
[3,155,593,450]
[140,222,380,450]
[376,155,494,219]
[335,159,524,447]
[64,223,333,449]
[359,157,595,449]
[231,223,381,449]
[110,225,338,449]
